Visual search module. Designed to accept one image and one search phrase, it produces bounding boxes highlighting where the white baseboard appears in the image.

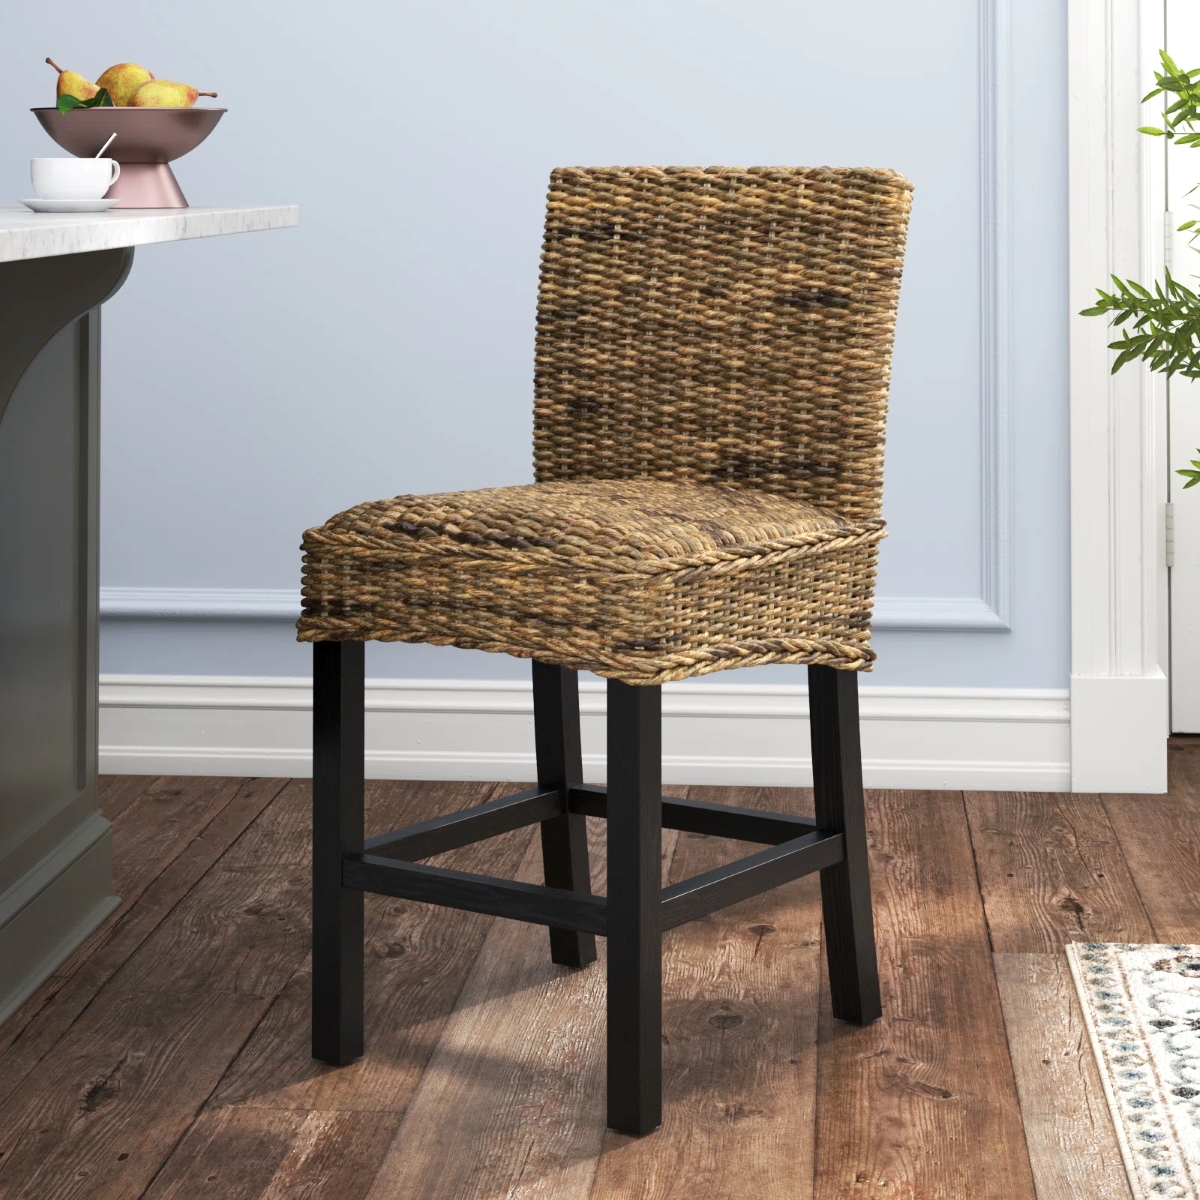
[1070,672,1169,793]
[98,675,1072,791]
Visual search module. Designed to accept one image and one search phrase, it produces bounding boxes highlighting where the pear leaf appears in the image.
[56,88,114,115]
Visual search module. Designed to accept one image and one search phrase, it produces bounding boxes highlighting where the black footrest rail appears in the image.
[567,784,817,845]
[344,852,609,933]
[365,787,560,860]
[344,784,842,934]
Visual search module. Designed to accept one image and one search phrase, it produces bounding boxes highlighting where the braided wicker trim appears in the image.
[296,626,874,687]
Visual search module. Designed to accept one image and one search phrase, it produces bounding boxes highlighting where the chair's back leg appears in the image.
[312,640,366,1064]
[533,661,598,968]
[605,679,663,1135]
[808,663,882,1025]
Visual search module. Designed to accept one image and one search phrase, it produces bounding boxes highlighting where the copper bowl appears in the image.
[31,107,225,208]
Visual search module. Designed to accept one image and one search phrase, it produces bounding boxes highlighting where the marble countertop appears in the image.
[0,204,298,262]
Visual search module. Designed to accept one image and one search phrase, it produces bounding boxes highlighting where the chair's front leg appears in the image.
[808,663,882,1025]
[605,679,663,1136]
[312,640,366,1064]
[533,661,597,968]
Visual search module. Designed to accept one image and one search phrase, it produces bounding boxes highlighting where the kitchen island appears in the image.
[0,205,297,1024]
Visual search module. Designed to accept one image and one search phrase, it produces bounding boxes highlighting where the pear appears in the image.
[96,62,154,107]
[128,79,218,109]
[45,57,99,103]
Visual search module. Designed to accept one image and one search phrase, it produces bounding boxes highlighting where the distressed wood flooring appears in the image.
[4,744,1199,1198]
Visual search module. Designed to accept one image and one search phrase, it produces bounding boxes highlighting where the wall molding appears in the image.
[100,587,300,620]
[978,0,1013,628]
[98,587,1011,631]
[1067,0,1169,791]
[99,674,1071,791]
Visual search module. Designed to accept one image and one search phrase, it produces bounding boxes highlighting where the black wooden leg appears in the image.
[605,679,663,1135]
[533,661,598,968]
[808,663,881,1025]
[312,640,365,1064]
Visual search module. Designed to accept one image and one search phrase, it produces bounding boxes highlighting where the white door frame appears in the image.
[1068,0,1170,792]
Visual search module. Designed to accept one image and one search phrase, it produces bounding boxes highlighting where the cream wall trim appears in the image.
[100,587,301,620]
[979,0,1014,628]
[99,587,1009,632]
[1070,672,1168,792]
[1067,0,1170,791]
[99,675,1071,791]
[873,595,1008,631]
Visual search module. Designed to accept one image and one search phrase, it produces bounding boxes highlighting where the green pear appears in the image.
[46,57,99,102]
[96,62,154,107]
[128,79,218,108]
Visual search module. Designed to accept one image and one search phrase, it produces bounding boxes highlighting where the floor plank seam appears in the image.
[1098,793,1161,943]
[990,954,1047,1199]
[961,790,999,955]
[959,799,1044,1197]
[135,986,282,1200]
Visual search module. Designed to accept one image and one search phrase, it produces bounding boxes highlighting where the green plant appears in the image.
[1180,456,1200,489]
[1084,50,1200,486]
[1082,273,1200,375]
[1138,50,1200,143]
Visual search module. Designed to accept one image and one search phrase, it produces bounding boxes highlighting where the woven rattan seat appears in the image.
[300,479,884,684]
[304,165,913,1137]
[300,165,913,684]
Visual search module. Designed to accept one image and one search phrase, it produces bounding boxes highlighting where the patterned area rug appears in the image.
[1068,943,1200,1199]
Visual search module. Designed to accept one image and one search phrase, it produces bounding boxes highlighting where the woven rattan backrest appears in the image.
[532,166,913,521]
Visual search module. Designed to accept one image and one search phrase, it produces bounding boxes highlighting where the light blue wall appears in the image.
[1,0,1069,687]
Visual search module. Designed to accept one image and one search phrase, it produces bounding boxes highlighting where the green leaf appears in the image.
[58,87,113,113]
[1085,50,1200,382]
[1178,467,1200,488]
[1137,50,1200,144]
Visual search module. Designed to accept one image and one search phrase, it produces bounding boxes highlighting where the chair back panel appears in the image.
[532,166,913,521]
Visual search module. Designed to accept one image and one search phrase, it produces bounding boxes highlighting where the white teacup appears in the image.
[30,157,121,201]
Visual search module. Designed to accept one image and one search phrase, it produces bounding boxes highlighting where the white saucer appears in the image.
[20,197,120,213]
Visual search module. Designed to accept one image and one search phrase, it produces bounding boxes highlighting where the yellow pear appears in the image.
[96,62,154,107]
[46,57,99,102]
[128,79,218,108]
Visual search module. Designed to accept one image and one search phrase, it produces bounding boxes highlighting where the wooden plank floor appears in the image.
[5,745,1200,1198]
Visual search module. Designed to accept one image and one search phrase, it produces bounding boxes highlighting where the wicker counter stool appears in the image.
[300,165,913,1136]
